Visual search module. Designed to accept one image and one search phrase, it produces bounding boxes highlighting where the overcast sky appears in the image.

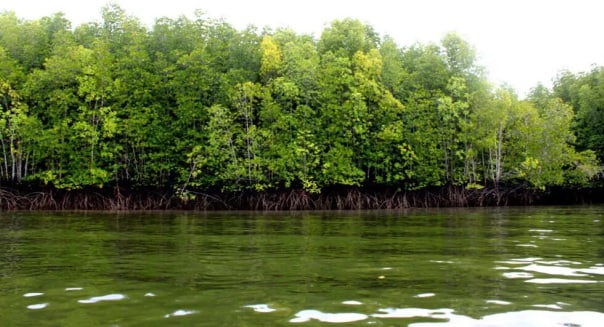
[2,0,603,96]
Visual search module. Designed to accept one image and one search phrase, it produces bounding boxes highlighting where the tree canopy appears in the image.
[0,6,600,194]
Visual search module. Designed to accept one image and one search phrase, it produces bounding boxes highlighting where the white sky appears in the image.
[2,0,603,97]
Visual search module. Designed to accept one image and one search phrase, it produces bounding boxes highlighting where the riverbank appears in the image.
[0,185,600,210]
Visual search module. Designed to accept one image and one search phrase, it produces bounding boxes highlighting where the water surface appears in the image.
[1,207,603,326]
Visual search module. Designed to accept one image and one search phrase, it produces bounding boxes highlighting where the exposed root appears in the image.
[0,185,595,211]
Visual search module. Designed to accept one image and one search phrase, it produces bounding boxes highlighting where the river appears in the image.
[1,207,603,326]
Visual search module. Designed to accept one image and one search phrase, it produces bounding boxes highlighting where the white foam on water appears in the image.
[517,244,539,248]
[24,292,43,297]
[78,293,126,304]
[244,304,277,313]
[342,300,363,305]
[529,229,553,233]
[525,278,598,284]
[290,310,368,323]
[65,287,83,291]
[486,300,511,305]
[164,309,197,318]
[144,292,156,297]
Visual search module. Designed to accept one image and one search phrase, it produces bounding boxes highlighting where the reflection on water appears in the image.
[26,303,48,310]
[1,207,604,325]
[372,307,455,319]
[290,309,368,323]
[164,309,198,318]
[415,293,436,298]
[78,293,126,304]
[502,271,534,278]
[499,254,604,286]
[244,304,277,313]
[525,278,598,284]
[285,307,604,326]
[532,303,567,309]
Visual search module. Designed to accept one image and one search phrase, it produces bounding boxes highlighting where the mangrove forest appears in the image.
[1,5,604,209]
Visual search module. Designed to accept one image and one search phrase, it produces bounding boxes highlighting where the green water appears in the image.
[1,207,604,326]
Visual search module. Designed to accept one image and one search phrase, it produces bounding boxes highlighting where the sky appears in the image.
[2,0,603,97]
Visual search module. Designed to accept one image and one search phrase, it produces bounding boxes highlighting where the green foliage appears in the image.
[0,7,600,192]
[318,19,379,57]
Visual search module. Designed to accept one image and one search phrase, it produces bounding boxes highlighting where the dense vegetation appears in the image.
[0,5,603,208]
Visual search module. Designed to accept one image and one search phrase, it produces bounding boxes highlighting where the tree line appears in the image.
[0,4,602,200]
